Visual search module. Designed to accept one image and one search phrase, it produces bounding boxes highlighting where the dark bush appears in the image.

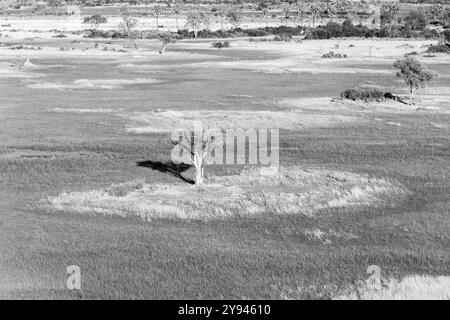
[340,87,386,102]
[404,10,428,31]
[322,51,347,59]
[211,41,230,48]
[325,22,343,38]
[443,30,450,43]
[427,43,450,53]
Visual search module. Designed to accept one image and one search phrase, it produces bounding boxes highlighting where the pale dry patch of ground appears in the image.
[0,61,42,78]
[280,96,450,114]
[123,109,358,133]
[179,39,441,74]
[334,275,450,300]
[45,166,408,221]
[27,78,162,90]
[49,107,121,114]
[0,149,102,160]
[303,228,358,245]
[162,59,394,75]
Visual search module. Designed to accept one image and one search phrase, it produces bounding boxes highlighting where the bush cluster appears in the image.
[340,87,386,102]
[211,40,230,48]
[322,51,347,59]
[427,43,450,53]
[305,19,442,40]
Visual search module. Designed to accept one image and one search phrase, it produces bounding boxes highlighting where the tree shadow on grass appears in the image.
[136,160,194,184]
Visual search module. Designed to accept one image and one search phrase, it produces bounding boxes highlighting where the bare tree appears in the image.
[381,2,400,31]
[227,8,242,29]
[309,1,325,27]
[262,7,269,27]
[296,0,308,26]
[185,10,209,39]
[154,5,162,33]
[119,6,139,48]
[171,129,222,187]
[324,0,337,23]
[217,2,227,30]
[281,8,290,26]
[83,14,107,33]
[172,2,181,31]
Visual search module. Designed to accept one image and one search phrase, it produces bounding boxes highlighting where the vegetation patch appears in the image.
[45,167,408,221]
[211,40,230,49]
[340,87,386,102]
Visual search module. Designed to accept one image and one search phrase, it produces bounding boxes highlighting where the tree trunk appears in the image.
[193,154,203,187]
[156,15,159,32]
[161,44,166,54]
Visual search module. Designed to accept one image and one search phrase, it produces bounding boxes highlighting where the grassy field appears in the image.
[0,37,449,299]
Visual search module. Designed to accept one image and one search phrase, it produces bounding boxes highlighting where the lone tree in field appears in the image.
[119,6,139,48]
[185,11,209,39]
[393,57,438,100]
[83,14,107,32]
[158,33,175,55]
[171,128,222,187]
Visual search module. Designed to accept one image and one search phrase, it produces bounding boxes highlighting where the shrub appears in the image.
[427,43,450,53]
[325,22,343,38]
[404,10,428,31]
[106,180,145,197]
[443,30,450,43]
[340,87,386,102]
[211,40,230,48]
[322,51,347,59]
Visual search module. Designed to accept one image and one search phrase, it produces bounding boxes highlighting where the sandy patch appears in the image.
[0,150,102,160]
[280,97,450,114]
[123,109,358,133]
[137,58,394,75]
[334,275,450,300]
[49,108,121,114]
[0,62,40,78]
[28,78,162,90]
[45,166,408,221]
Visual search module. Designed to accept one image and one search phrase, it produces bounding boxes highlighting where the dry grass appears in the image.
[334,275,450,300]
[45,167,408,221]
[124,110,358,133]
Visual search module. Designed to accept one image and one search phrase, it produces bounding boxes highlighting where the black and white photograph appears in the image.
[0,0,449,302]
